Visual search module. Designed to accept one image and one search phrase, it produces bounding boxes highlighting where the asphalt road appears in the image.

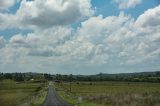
[43,83,73,106]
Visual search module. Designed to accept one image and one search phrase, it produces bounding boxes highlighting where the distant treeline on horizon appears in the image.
[0,71,160,83]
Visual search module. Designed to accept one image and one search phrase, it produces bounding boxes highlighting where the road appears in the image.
[43,82,73,106]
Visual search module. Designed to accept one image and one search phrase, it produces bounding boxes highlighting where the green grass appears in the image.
[0,80,47,106]
[30,86,48,106]
[55,81,160,106]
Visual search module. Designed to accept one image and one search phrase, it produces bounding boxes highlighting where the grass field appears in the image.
[55,81,160,106]
[0,80,47,106]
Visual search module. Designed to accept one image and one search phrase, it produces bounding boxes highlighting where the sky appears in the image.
[0,0,160,74]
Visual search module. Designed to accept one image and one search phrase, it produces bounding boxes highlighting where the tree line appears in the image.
[0,71,160,83]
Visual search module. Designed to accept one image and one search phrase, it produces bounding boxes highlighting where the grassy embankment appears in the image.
[0,80,48,106]
[54,81,160,106]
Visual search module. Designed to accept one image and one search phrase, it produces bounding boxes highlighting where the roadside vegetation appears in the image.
[29,87,48,106]
[55,81,160,106]
[0,79,47,106]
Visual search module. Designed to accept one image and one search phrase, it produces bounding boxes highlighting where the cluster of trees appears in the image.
[0,72,51,82]
[78,72,160,82]
[0,73,25,81]
[53,71,160,83]
[0,71,160,83]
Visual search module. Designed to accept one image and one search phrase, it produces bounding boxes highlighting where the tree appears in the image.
[14,73,24,82]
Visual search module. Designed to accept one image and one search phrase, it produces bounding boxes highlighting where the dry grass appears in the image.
[55,81,160,106]
[84,92,160,106]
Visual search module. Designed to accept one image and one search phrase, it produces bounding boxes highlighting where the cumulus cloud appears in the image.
[0,0,93,29]
[54,6,160,65]
[0,0,16,11]
[0,14,18,30]
[10,34,26,44]
[0,2,160,73]
[113,0,142,9]
[136,5,160,27]
[0,36,6,48]
[0,27,72,66]
[7,5,160,65]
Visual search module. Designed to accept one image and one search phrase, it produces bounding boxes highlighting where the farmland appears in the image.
[0,72,160,106]
[55,81,160,106]
[0,80,47,106]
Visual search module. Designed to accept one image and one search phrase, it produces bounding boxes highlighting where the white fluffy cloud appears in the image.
[136,5,160,27]
[113,0,142,9]
[0,1,160,73]
[0,0,93,29]
[0,0,16,11]
[82,5,159,65]
[6,5,159,65]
